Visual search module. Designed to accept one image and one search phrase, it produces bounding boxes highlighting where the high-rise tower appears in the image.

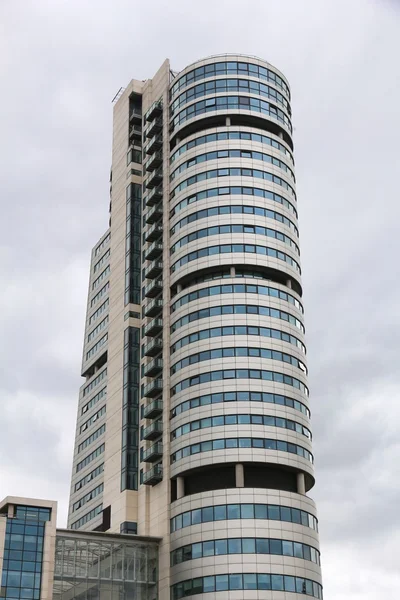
[68,54,322,599]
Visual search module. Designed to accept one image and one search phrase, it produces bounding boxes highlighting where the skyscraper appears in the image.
[67,54,322,599]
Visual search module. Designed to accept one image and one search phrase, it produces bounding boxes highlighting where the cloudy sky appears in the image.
[1,0,400,597]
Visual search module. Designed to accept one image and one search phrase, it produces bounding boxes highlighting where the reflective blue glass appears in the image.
[1,508,50,600]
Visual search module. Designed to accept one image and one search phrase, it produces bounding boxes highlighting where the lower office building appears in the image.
[0,497,159,600]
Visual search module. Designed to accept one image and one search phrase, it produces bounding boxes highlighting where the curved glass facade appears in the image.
[170,60,290,98]
[171,78,291,114]
[170,502,318,532]
[170,185,297,217]
[171,368,309,396]
[170,166,296,198]
[171,204,299,235]
[171,304,304,334]
[171,95,292,132]
[170,413,312,440]
[170,129,294,164]
[171,574,322,599]
[170,390,310,419]
[170,346,307,376]
[170,147,295,180]
[170,223,299,254]
[170,324,306,354]
[170,281,303,312]
[171,536,320,566]
[166,54,321,599]
[170,437,314,465]
[170,244,301,274]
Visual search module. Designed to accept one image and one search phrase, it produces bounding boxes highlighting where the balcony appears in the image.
[146,101,162,122]
[142,463,163,486]
[146,117,163,140]
[142,442,163,463]
[146,168,163,190]
[144,241,163,261]
[143,337,163,357]
[129,108,142,123]
[129,125,142,142]
[145,186,162,207]
[144,318,163,338]
[145,150,163,173]
[143,378,163,399]
[143,399,163,419]
[144,298,163,318]
[142,420,163,440]
[143,358,163,377]
[145,222,163,243]
[145,135,163,155]
[146,203,163,224]
[144,279,163,299]
[144,260,163,280]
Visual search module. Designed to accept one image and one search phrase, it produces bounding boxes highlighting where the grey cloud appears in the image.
[1,0,399,598]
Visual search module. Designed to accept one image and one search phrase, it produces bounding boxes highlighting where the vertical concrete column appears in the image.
[177,284,182,293]
[226,116,231,126]
[230,266,236,277]
[286,278,292,289]
[278,131,284,139]
[297,472,306,495]
[176,137,181,144]
[177,476,185,499]
[235,464,244,488]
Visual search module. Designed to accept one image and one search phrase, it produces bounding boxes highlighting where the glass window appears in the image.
[214,505,226,521]
[242,538,256,553]
[229,574,243,590]
[284,576,296,592]
[282,541,293,556]
[268,505,280,520]
[203,541,214,557]
[292,508,301,524]
[191,543,202,559]
[258,574,271,590]
[225,438,238,448]
[238,415,251,424]
[241,504,254,519]
[227,505,240,519]
[272,575,284,591]
[303,545,311,561]
[212,439,225,450]
[239,438,251,448]
[182,512,191,528]
[294,542,303,558]
[270,539,282,555]
[254,504,268,519]
[203,576,215,593]
[244,573,257,590]
[191,509,201,524]
[256,539,269,554]
[202,507,213,522]
[215,575,229,591]
[192,578,203,595]
[225,415,237,425]
[214,539,228,555]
